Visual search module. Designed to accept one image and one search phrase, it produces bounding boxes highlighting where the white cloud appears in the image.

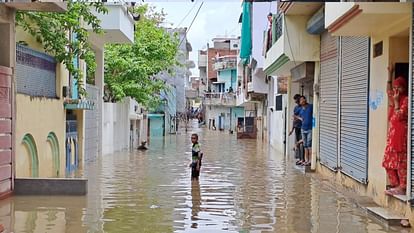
[149,1,242,76]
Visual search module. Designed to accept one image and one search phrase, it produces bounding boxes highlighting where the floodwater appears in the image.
[0,122,410,233]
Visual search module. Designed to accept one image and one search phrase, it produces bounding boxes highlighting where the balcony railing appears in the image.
[272,13,283,45]
[213,56,237,71]
[204,92,236,106]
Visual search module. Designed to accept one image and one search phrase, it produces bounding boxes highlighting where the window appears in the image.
[16,44,57,98]
[275,95,283,111]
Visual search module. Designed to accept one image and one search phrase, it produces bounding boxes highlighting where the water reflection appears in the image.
[0,122,409,232]
[190,180,201,229]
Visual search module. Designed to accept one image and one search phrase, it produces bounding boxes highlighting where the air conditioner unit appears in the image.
[230,40,240,50]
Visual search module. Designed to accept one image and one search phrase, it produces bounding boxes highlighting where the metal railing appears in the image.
[204,92,236,105]
[66,120,77,135]
[213,56,237,71]
[272,13,283,45]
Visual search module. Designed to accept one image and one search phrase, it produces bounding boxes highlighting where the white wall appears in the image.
[252,2,276,68]
[103,102,128,155]
[268,77,287,154]
[103,98,142,155]
[205,106,238,131]
[252,68,268,94]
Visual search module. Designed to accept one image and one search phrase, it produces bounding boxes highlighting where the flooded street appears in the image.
[0,124,408,233]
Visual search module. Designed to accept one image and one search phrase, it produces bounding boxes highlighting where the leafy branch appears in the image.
[104,4,179,110]
[15,0,108,98]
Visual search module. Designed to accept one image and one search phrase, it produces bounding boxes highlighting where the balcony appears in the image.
[204,93,236,106]
[264,10,320,77]
[198,53,207,68]
[64,98,95,110]
[185,89,198,99]
[213,56,237,71]
[2,0,66,12]
[87,3,134,48]
[325,2,410,36]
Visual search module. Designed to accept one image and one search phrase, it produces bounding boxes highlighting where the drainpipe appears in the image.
[311,61,320,171]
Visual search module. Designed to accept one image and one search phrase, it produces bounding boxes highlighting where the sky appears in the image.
[146,1,243,77]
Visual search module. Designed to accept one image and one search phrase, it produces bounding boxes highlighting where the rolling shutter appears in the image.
[339,36,370,183]
[319,31,339,170]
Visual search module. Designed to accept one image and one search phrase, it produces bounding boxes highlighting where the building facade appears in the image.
[0,1,66,198]
[263,1,414,222]
[237,2,276,141]
[202,37,244,133]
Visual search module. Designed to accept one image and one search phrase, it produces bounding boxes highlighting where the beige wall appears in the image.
[284,16,321,62]
[324,3,355,28]
[15,95,66,178]
[315,21,411,217]
[15,28,68,178]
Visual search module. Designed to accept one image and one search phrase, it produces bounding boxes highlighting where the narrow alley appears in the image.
[0,121,406,233]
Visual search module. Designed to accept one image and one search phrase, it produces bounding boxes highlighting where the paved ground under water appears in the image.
[0,123,411,232]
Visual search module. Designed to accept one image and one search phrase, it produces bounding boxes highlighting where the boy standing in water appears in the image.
[190,134,203,180]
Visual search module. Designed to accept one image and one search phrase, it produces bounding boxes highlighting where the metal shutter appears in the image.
[339,36,370,183]
[319,31,339,170]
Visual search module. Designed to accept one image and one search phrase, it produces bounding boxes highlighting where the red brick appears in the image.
[0,135,11,149]
[0,179,11,195]
[207,48,237,80]
[0,105,11,118]
[0,165,11,181]
[0,120,11,133]
[0,151,11,166]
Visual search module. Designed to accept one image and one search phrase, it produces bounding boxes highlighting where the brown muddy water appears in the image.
[0,126,410,233]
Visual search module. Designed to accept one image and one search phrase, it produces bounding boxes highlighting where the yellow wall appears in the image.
[15,28,67,178]
[15,95,66,178]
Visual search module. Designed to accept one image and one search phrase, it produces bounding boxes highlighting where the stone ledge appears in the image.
[367,207,408,226]
[14,178,87,196]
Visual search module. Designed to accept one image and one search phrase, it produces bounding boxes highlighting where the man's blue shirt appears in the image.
[300,104,313,131]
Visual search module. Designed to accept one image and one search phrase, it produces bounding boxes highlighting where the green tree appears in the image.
[15,0,107,97]
[104,5,179,109]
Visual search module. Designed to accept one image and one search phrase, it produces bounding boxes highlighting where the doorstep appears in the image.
[367,207,408,226]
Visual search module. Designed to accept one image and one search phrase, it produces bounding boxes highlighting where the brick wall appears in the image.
[207,48,237,80]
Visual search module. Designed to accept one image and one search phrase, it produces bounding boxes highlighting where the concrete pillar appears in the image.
[0,6,15,69]
[0,6,15,198]
[94,48,104,156]
[311,61,320,171]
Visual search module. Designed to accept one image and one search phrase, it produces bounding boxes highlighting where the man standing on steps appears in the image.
[297,96,313,166]
[289,94,303,165]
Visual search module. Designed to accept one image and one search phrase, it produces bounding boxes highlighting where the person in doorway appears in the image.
[297,96,313,166]
[289,94,304,165]
[138,141,148,150]
[189,133,203,181]
[383,66,409,197]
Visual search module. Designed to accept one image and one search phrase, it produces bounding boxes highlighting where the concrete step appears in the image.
[15,178,87,195]
[367,207,408,226]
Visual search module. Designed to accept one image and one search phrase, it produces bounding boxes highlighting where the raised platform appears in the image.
[367,207,408,226]
[14,178,87,196]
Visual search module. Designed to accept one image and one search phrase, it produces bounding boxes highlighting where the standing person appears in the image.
[189,133,203,181]
[383,66,409,197]
[297,96,313,166]
[289,94,303,165]
[266,13,273,52]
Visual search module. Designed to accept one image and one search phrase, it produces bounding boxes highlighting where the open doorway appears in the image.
[384,28,409,199]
